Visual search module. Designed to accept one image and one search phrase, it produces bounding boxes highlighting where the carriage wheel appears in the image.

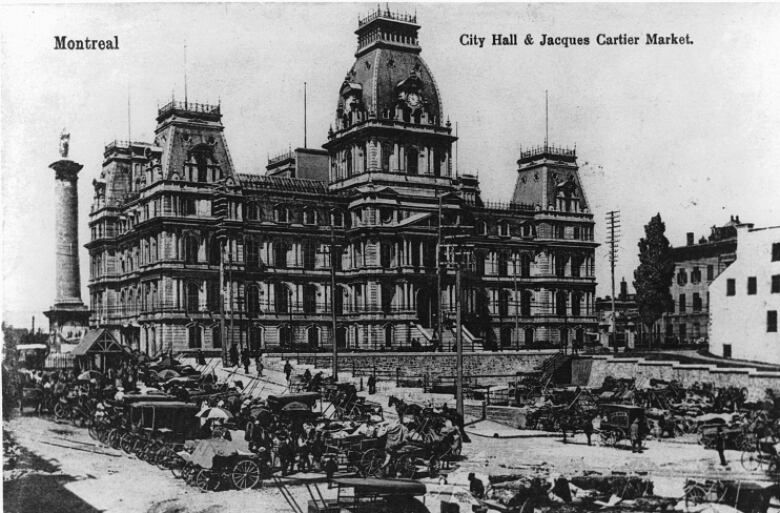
[88,424,99,441]
[54,402,67,420]
[600,431,615,447]
[181,463,198,483]
[397,455,416,479]
[684,484,707,508]
[360,449,383,477]
[120,433,135,453]
[232,460,261,490]
[741,451,762,472]
[108,429,123,449]
[195,469,221,492]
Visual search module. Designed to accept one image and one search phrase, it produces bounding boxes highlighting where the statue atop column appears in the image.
[59,129,70,159]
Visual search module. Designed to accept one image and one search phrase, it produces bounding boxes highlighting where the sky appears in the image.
[2,3,780,330]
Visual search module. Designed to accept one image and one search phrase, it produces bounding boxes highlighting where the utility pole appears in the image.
[304,81,308,148]
[330,210,339,381]
[442,243,473,417]
[220,237,228,367]
[436,191,443,351]
[605,210,621,354]
[513,254,519,349]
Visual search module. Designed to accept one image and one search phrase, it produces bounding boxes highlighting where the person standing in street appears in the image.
[367,374,376,395]
[283,360,293,384]
[715,426,728,466]
[630,418,641,453]
[584,415,594,446]
[241,351,250,374]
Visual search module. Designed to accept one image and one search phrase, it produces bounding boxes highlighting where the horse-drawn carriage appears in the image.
[181,438,271,491]
[598,404,648,447]
[116,400,201,462]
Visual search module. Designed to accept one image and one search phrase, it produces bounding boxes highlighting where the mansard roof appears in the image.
[237,173,329,195]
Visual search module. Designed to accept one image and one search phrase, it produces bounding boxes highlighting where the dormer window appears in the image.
[274,205,289,223]
[480,221,488,235]
[247,202,262,221]
[380,207,394,224]
[499,221,510,237]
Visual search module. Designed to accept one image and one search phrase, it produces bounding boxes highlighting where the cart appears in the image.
[321,432,386,475]
[598,404,647,447]
[308,477,428,513]
[184,438,271,491]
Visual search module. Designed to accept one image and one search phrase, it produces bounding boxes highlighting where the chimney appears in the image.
[686,232,694,246]
[620,278,628,300]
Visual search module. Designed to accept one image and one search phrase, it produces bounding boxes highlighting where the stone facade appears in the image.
[86,9,597,354]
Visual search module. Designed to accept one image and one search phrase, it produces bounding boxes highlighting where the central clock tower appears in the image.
[323,8,456,195]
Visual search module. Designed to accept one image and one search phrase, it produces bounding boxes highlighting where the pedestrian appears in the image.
[283,360,293,383]
[279,435,294,476]
[630,418,641,453]
[303,368,312,385]
[468,472,485,499]
[715,426,728,466]
[584,416,594,446]
[367,374,376,395]
[196,349,206,366]
[229,344,239,367]
[241,351,250,374]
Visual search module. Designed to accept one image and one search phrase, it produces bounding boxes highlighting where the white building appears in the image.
[709,225,780,364]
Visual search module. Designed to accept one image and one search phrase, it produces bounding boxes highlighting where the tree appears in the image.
[633,213,675,347]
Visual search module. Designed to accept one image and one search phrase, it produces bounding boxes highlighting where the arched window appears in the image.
[247,202,261,221]
[279,325,292,347]
[186,282,200,313]
[246,285,260,315]
[499,221,510,237]
[480,221,488,236]
[274,205,289,223]
[303,208,317,225]
[195,151,208,183]
[307,326,319,348]
[381,284,394,314]
[384,324,393,348]
[302,241,316,270]
[345,149,353,175]
[188,325,202,349]
[184,235,199,264]
[500,326,513,348]
[334,286,346,315]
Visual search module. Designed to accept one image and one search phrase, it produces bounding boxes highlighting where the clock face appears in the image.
[406,92,422,109]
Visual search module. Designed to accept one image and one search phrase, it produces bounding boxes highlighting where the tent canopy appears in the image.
[72,329,128,356]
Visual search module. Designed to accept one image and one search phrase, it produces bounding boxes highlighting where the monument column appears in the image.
[44,131,90,344]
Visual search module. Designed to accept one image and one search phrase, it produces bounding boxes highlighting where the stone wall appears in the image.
[294,350,559,385]
[587,355,780,401]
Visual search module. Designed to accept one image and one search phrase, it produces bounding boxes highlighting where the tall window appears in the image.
[246,238,261,269]
[772,243,780,262]
[246,285,260,315]
[707,265,714,281]
[208,238,221,266]
[677,269,688,286]
[555,291,567,316]
[303,285,317,314]
[274,242,287,268]
[691,267,701,284]
[498,290,510,317]
[381,284,394,314]
[212,326,222,349]
[406,146,418,175]
[555,255,567,278]
[521,291,532,316]
[187,325,201,349]
[275,205,289,223]
[186,283,200,312]
[571,255,582,278]
[768,311,778,333]
[692,293,702,311]
[678,293,686,313]
[497,253,508,277]
[183,198,197,216]
[380,243,392,268]
[304,208,317,225]
[247,203,261,221]
[726,279,736,296]
[333,286,345,315]
[772,275,780,294]
[275,284,290,314]
[184,235,199,264]
[302,241,316,270]
[206,281,220,311]
[571,292,582,316]
[248,326,263,351]
[747,276,757,295]
[520,254,531,277]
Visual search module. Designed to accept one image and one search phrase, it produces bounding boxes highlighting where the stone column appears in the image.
[50,159,85,305]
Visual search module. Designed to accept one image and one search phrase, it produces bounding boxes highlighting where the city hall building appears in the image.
[86,9,598,354]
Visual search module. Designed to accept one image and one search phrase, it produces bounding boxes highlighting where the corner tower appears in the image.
[324,8,456,193]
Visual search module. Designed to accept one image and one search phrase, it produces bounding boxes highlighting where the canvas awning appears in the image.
[72,328,128,356]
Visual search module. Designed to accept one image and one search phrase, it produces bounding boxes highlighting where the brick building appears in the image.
[661,216,748,345]
[86,9,597,354]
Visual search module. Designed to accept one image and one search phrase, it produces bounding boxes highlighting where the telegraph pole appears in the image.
[436,191,443,350]
[330,212,339,381]
[605,210,621,354]
[442,243,473,417]
[220,237,228,367]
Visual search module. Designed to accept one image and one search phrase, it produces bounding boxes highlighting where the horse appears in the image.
[388,396,424,424]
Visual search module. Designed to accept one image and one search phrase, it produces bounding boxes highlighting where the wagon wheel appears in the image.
[53,402,67,420]
[397,454,416,479]
[741,451,762,472]
[181,463,199,483]
[156,447,175,470]
[232,460,261,490]
[360,449,384,477]
[684,484,707,508]
[195,469,221,492]
[88,424,99,441]
[120,433,135,453]
[108,429,123,449]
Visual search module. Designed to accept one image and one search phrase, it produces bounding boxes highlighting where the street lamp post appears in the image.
[329,212,339,382]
